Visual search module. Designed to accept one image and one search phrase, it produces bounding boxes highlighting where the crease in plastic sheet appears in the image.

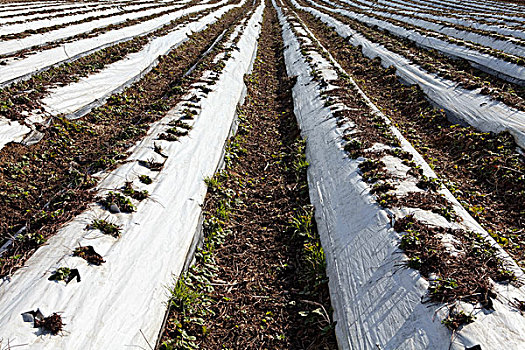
[306,0,525,84]
[0,0,162,13]
[293,0,525,149]
[0,2,163,36]
[348,0,525,21]
[275,1,525,349]
[0,0,227,151]
[408,0,525,16]
[387,0,525,19]
[41,0,244,118]
[0,0,147,14]
[0,1,191,57]
[358,0,525,27]
[0,0,197,87]
[0,3,264,349]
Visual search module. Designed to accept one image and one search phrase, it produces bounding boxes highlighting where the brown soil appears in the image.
[282,8,513,315]
[303,0,525,110]
[0,0,185,41]
[160,2,337,348]
[73,246,105,265]
[0,4,218,120]
[288,2,525,268]
[0,0,251,278]
[395,215,511,306]
[0,0,223,61]
[320,0,525,66]
[0,0,149,24]
[34,312,64,335]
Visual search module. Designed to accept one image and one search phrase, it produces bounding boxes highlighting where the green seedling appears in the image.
[139,158,164,171]
[441,310,475,331]
[139,175,153,184]
[99,191,136,213]
[122,181,149,201]
[169,119,193,130]
[49,267,80,284]
[89,219,121,238]
[166,127,189,137]
[344,139,362,158]
[417,176,442,191]
[154,143,168,158]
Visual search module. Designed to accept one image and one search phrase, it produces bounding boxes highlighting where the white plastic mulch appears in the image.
[41,0,242,119]
[293,0,525,149]
[0,0,189,56]
[0,0,194,87]
[0,1,162,37]
[0,2,264,349]
[276,0,525,349]
[309,0,525,84]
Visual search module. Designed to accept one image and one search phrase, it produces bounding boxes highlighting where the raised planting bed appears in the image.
[0,0,190,57]
[307,0,525,84]
[159,3,337,348]
[302,0,525,111]
[40,0,244,119]
[0,0,251,287]
[291,0,525,149]
[291,0,525,284]
[276,0,525,348]
[0,1,264,348]
[0,0,233,152]
[0,1,163,37]
[0,0,210,86]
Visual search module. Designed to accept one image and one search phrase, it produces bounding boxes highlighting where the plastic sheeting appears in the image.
[0,2,162,37]
[330,0,525,56]
[0,3,263,348]
[355,0,525,38]
[0,2,96,17]
[294,0,525,149]
[0,117,30,151]
[0,2,62,11]
[42,0,242,119]
[0,0,224,151]
[0,1,190,56]
[0,3,118,25]
[409,0,525,15]
[0,0,195,87]
[276,2,525,349]
[306,0,525,84]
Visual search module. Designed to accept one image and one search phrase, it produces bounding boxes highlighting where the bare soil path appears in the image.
[159,1,337,348]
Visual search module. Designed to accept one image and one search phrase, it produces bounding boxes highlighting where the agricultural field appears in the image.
[0,0,523,349]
